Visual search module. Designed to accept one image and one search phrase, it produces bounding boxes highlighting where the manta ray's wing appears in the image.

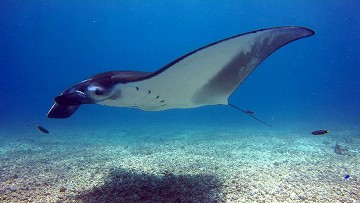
[121,26,314,110]
[128,26,315,110]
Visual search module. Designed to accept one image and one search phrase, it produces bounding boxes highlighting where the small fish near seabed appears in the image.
[342,174,353,181]
[311,130,330,135]
[36,125,49,134]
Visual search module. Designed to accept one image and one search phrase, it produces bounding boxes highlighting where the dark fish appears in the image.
[36,125,49,134]
[245,110,255,115]
[311,130,329,135]
[343,174,352,181]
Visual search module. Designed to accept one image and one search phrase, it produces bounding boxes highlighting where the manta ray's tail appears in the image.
[228,103,273,127]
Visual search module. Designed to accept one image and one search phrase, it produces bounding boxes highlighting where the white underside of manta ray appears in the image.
[47,26,315,124]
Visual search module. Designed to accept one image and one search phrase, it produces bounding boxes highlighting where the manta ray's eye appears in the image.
[88,85,105,96]
[95,89,104,95]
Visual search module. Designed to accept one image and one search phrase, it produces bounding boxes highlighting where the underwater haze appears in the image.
[0,1,360,202]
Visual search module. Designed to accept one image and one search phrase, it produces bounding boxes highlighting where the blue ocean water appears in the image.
[1,2,360,202]
[0,1,359,133]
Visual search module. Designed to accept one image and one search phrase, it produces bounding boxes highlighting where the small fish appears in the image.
[311,130,330,135]
[245,110,255,115]
[342,174,352,181]
[36,125,49,134]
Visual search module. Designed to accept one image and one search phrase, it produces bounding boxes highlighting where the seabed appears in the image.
[0,125,359,202]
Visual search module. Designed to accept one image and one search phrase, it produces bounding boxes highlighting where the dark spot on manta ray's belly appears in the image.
[148,90,151,94]
[136,87,139,91]
[160,100,165,103]
[155,96,160,99]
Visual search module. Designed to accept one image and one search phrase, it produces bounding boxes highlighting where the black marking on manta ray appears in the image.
[136,87,139,91]
[124,26,315,83]
[193,38,271,102]
[155,96,160,99]
[160,100,165,103]
[193,27,315,103]
[148,90,151,94]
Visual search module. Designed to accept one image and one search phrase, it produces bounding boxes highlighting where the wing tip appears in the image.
[292,26,315,37]
[279,26,315,37]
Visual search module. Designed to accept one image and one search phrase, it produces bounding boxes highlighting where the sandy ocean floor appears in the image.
[0,125,359,203]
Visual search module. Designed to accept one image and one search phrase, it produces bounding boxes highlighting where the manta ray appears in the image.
[47,26,314,125]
